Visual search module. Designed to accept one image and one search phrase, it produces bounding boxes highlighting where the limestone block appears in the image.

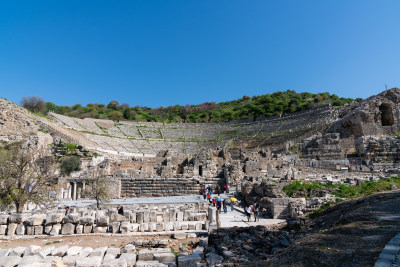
[156,223,164,232]
[96,216,109,226]
[103,254,116,262]
[101,258,128,267]
[24,245,42,256]
[61,223,75,235]
[112,221,120,233]
[0,225,6,235]
[0,214,9,225]
[131,223,139,232]
[93,226,107,233]
[67,246,82,256]
[120,222,130,234]
[180,223,188,231]
[79,247,93,257]
[50,224,61,236]
[206,253,224,266]
[177,254,201,267]
[135,261,168,267]
[110,212,127,222]
[129,212,136,223]
[183,210,190,221]
[63,213,80,224]
[76,224,83,234]
[46,213,64,225]
[123,244,135,254]
[162,212,170,222]
[0,256,22,267]
[154,252,176,263]
[9,246,26,256]
[106,247,120,257]
[138,248,155,261]
[89,246,108,258]
[7,223,17,236]
[140,223,147,232]
[34,225,43,235]
[119,253,137,267]
[195,223,202,230]
[83,225,93,234]
[136,212,144,224]
[143,211,150,223]
[44,225,52,235]
[16,223,25,235]
[75,256,102,267]
[0,249,10,257]
[20,255,42,265]
[173,233,186,240]
[199,237,208,247]
[176,212,183,222]
[26,214,46,226]
[173,222,180,231]
[35,246,55,259]
[42,256,63,265]
[148,223,154,232]
[63,255,83,267]
[150,211,157,222]
[164,222,173,231]
[188,223,196,230]
[194,213,206,221]
[51,245,69,257]
[79,216,95,225]
[9,212,28,224]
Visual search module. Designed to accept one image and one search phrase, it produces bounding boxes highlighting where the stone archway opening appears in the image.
[379,103,394,126]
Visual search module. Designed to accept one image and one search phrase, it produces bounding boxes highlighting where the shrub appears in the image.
[60,156,81,176]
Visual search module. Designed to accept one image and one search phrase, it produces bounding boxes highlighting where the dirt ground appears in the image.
[0,234,200,254]
[265,190,400,267]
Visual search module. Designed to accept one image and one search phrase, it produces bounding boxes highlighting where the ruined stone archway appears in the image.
[379,103,394,126]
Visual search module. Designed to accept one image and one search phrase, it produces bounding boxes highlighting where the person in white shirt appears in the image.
[245,205,252,222]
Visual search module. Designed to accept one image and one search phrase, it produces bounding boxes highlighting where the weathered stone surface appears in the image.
[199,237,208,247]
[9,246,26,256]
[16,223,25,235]
[106,247,120,257]
[79,247,93,257]
[41,255,62,263]
[138,248,155,261]
[44,225,52,235]
[111,221,120,233]
[96,216,109,226]
[7,223,17,236]
[26,214,46,226]
[206,253,224,266]
[51,245,69,257]
[101,258,128,267]
[67,246,82,256]
[177,254,201,267]
[135,261,168,267]
[75,256,102,267]
[63,254,83,267]
[79,216,95,225]
[76,224,83,234]
[63,213,80,224]
[83,225,93,234]
[0,215,9,225]
[0,225,7,235]
[24,245,42,256]
[0,255,22,267]
[50,224,61,236]
[9,213,28,224]
[93,226,107,233]
[20,255,42,265]
[34,225,43,235]
[0,249,10,257]
[110,213,127,222]
[123,244,135,253]
[46,213,64,225]
[120,222,130,234]
[35,246,55,259]
[119,253,137,267]
[153,252,176,263]
[89,246,108,258]
[61,223,75,235]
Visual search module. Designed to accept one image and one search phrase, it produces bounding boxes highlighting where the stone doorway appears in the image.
[379,103,394,126]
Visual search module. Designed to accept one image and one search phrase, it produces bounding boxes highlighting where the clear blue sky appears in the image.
[1,0,399,108]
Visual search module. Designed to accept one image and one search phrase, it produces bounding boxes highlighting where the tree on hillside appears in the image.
[83,169,112,209]
[60,156,81,176]
[0,142,56,212]
[21,96,46,113]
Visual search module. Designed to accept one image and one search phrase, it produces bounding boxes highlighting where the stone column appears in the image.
[73,182,77,200]
[67,183,71,199]
[60,187,64,199]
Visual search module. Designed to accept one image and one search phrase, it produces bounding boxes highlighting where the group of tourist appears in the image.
[202,185,236,214]
[244,202,260,222]
[202,185,229,200]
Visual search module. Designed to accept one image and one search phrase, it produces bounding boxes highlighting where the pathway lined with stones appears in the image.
[375,233,400,267]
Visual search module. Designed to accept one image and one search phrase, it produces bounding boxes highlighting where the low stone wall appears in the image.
[0,203,210,237]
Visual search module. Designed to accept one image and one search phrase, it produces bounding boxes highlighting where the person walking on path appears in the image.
[253,202,260,222]
[207,192,211,203]
[245,205,252,222]
[202,188,206,200]
[223,200,227,213]
[212,198,217,207]
[230,200,235,211]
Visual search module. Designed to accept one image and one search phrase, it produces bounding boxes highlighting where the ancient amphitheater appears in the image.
[0,88,400,266]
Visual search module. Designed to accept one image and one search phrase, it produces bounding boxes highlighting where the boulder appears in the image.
[76,225,83,234]
[83,225,93,234]
[111,222,120,233]
[120,222,130,234]
[153,252,176,263]
[101,258,128,267]
[123,244,135,253]
[26,214,46,226]
[110,212,127,222]
[50,224,61,236]
[19,255,42,266]
[177,254,201,267]
[135,261,168,267]
[63,254,83,267]
[9,246,26,256]
[9,212,28,224]
[63,213,80,224]
[93,226,107,233]
[16,223,25,235]
[35,246,55,259]
[89,246,108,258]
[0,249,10,257]
[106,247,120,257]
[79,216,95,225]
[96,216,109,226]
[51,245,69,257]
[24,245,42,256]
[206,253,224,266]
[79,247,93,257]
[34,225,43,235]
[46,213,64,225]
[0,256,22,267]
[0,225,7,235]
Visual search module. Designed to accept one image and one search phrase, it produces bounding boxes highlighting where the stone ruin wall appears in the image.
[0,202,210,237]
